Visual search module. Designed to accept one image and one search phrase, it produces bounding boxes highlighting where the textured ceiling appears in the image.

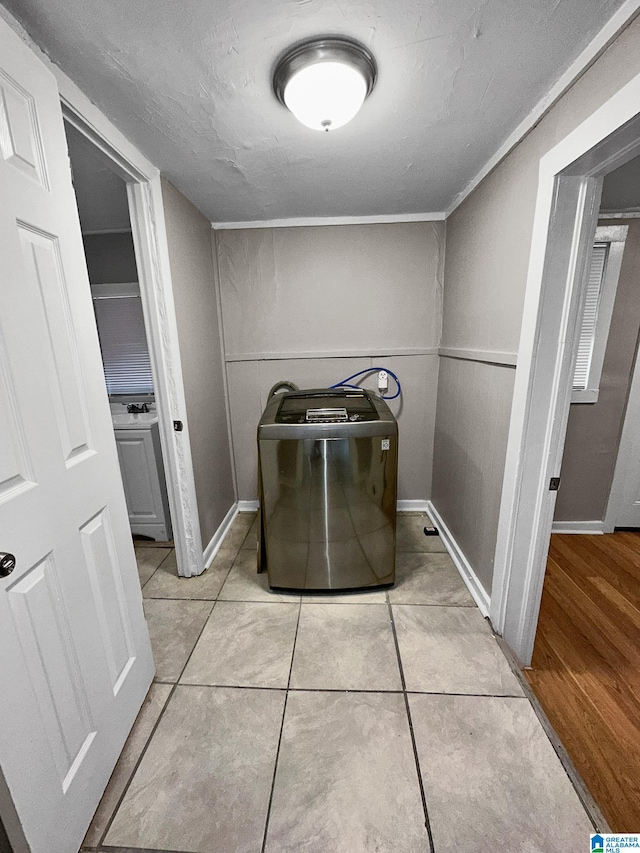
[3,0,630,223]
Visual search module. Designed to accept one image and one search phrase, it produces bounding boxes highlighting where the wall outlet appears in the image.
[377,370,388,393]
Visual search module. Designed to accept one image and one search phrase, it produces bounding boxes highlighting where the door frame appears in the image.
[56,69,205,578]
[490,69,640,665]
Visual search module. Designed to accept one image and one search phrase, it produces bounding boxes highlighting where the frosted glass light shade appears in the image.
[284,61,367,131]
[273,37,377,133]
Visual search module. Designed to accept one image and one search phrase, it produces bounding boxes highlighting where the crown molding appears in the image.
[212,212,446,230]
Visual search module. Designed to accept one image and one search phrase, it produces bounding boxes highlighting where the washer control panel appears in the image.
[276,390,379,424]
[305,407,348,423]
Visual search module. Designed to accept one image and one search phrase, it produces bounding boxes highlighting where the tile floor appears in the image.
[81,513,596,853]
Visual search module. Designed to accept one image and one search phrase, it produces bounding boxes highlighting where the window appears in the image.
[92,282,154,397]
[572,225,628,403]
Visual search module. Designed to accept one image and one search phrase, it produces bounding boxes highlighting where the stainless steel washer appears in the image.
[257,388,398,592]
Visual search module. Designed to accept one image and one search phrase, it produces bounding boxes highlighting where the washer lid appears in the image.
[275,389,379,424]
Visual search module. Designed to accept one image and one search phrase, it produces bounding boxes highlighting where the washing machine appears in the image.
[257,387,397,592]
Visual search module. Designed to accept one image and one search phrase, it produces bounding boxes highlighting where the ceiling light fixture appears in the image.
[273,37,377,132]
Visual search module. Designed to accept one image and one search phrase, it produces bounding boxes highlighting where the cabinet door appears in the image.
[115,429,166,528]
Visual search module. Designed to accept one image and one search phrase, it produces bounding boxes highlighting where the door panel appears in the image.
[0,332,36,500]
[18,225,94,464]
[0,17,154,853]
[6,554,95,791]
[80,509,136,693]
[0,67,49,188]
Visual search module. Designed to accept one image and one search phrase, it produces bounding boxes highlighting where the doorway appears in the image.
[490,70,640,668]
[525,159,640,830]
[60,100,205,578]
[64,121,174,588]
[552,216,636,535]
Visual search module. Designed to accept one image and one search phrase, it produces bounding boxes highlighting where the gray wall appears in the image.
[432,15,640,596]
[555,219,640,522]
[214,222,444,501]
[83,231,138,283]
[433,358,515,594]
[0,818,11,853]
[162,178,235,546]
[600,156,640,213]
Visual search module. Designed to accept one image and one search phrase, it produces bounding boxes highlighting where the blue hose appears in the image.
[330,367,401,400]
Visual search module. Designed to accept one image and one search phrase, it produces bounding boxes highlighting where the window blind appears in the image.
[93,295,154,396]
[573,243,609,391]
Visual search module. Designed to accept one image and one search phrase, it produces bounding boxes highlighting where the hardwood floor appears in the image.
[525,531,640,831]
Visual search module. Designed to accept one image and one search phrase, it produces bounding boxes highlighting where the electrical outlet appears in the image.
[377,370,388,393]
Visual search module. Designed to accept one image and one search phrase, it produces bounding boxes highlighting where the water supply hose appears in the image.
[330,367,401,400]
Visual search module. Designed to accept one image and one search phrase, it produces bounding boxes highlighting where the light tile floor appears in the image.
[81,512,596,852]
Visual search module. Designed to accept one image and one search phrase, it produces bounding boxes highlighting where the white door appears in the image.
[0,19,154,853]
[606,344,640,529]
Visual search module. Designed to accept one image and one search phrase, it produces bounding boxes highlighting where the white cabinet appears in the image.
[114,420,172,541]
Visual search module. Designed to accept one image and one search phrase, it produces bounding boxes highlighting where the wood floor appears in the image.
[525,531,640,831]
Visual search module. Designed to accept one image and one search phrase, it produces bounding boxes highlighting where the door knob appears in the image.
[0,553,16,577]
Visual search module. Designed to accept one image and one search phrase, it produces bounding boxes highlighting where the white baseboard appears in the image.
[229,496,490,616]
[239,499,428,513]
[397,499,430,512]
[426,501,491,617]
[551,520,604,534]
[203,503,239,568]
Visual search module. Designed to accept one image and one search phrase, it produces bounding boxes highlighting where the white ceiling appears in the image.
[3,0,630,224]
